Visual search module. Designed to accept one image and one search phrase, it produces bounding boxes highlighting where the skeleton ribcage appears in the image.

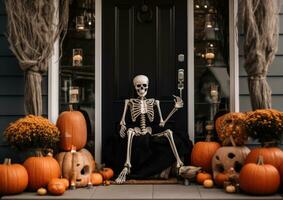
[130,98,155,122]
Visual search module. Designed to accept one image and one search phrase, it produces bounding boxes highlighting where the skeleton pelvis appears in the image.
[134,127,152,135]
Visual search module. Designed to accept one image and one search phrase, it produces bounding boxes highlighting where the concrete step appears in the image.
[1,185,282,200]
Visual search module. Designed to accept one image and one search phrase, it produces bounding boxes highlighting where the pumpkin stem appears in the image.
[4,158,11,165]
[205,123,213,142]
[46,148,53,157]
[229,135,236,147]
[262,140,277,147]
[69,104,74,111]
[257,155,264,165]
[35,150,43,157]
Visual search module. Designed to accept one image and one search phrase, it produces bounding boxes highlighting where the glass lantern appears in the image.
[204,14,217,40]
[76,15,85,30]
[205,43,216,66]
[72,48,83,67]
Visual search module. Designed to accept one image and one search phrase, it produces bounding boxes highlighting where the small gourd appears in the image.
[225,185,236,193]
[203,179,214,188]
[214,173,229,187]
[48,179,65,195]
[37,188,47,195]
[91,173,103,185]
[100,168,114,180]
[196,172,212,184]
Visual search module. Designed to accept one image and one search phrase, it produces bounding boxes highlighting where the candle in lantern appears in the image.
[76,16,85,30]
[69,86,80,103]
[73,48,83,67]
[205,52,215,60]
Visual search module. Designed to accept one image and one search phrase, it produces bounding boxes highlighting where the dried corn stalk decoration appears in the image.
[240,0,281,110]
[5,0,69,115]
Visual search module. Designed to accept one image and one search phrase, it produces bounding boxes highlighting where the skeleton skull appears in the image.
[212,146,250,179]
[133,75,149,97]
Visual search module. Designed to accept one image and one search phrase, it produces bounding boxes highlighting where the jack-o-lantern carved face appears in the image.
[55,149,95,188]
[72,152,92,187]
[212,146,250,178]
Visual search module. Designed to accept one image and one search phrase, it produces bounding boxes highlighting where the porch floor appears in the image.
[1,184,282,200]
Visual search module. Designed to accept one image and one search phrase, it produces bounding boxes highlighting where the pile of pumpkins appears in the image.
[0,106,114,196]
[191,112,283,195]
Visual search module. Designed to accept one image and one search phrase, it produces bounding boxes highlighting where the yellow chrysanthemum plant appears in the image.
[245,109,283,146]
[4,115,60,150]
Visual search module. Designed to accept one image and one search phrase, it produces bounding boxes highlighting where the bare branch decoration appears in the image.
[5,0,69,115]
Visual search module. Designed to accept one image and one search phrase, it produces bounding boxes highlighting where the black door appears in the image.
[102,0,188,168]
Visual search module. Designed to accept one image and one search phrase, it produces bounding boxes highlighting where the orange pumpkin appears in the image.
[100,168,114,180]
[279,160,283,187]
[191,139,220,172]
[50,178,69,189]
[239,156,280,195]
[91,173,103,185]
[0,158,28,195]
[214,173,229,187]
[48,179,65,195]
[23,152,61,191]
[245,147,283,169]
[56,105,87,151]
[196,172,212,184]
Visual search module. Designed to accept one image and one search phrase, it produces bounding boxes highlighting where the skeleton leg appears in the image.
[115,128,136,184]
[154,129,184,169]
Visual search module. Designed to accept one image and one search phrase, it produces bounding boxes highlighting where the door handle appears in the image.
[178,69,184,99]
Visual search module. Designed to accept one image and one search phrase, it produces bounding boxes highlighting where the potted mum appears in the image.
[4,115,60,152]
[217,112,248,146]
[245,109,283,146]
[244,109,283,170]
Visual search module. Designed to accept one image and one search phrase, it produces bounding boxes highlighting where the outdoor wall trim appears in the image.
[187,0,195,143]
[49,0,102,163]
[95,0,102,164]
[48,0,59,124]
[229,0,240,112]
[188,0,239,143]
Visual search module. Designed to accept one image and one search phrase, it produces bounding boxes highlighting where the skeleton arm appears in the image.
[155,100,164,125]
[119,99,130,138]
[159,96,183,127]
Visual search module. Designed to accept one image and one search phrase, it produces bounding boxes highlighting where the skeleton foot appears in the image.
[115,167,129,184]
[178,166,201,180]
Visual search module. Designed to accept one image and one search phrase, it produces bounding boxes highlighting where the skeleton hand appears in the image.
[173,95,183,108]
[119,125,127,138]
[159,121,165,127]
[120,120,126,126]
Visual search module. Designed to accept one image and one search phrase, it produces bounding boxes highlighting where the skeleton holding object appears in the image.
[116,75,187,184]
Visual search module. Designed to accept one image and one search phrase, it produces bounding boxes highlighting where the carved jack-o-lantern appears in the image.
[212,146,250,179]
[55,149,95,187]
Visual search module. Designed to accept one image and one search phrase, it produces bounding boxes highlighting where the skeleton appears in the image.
[116,75,185,184]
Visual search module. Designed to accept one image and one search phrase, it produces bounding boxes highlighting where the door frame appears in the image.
[49,0,239,163]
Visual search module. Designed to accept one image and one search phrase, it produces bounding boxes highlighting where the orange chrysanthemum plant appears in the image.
[4,115,60,150]
[245,109,283,146]
[217,112,248,146]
